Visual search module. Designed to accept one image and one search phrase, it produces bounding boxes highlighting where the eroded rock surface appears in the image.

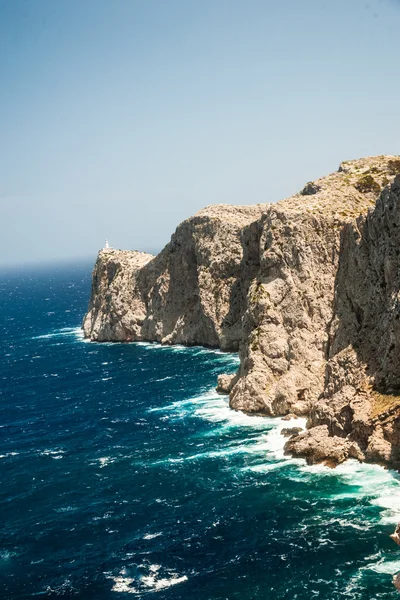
[216,373,238,395]
[84,204,265,350]
[284,425,364,466]
[295,170,400,467]
[83,156,400,467]
[83,250,154,341]
[230,156,397,417]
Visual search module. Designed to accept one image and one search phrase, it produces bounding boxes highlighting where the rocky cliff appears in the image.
[83,155,400,467]
[287,163,400,467]
[83,204,265,349]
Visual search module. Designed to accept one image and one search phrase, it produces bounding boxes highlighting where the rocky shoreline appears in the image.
[83,155,400,472]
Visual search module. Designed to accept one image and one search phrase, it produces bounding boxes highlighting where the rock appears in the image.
[303,174,400,469]
[390,524,400,546]
[300,181,321,196]
[83,204,265,350]
[365,427,393,463]
[284,425,362,466]
[229,156,396,417]
[393,573,400,592]
[83,155,400,468]
[281,414,299,421]
[216,373,237,395]
[281,427,303,437]
[83,250,154,341]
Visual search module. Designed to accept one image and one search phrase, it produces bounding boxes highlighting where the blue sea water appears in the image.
[2,264,400,599]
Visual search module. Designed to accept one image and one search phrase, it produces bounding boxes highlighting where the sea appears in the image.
[2,263,400,599]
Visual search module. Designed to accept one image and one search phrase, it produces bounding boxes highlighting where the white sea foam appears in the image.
[135,342,187,352]
[0,550,17,560]
[143,532,162,540]
[40,449,65,459]
[134,341,240,364]
[164,387,400,522]
[160,390,306,443]
[294,458,400,586]
[34,327,85,342]
[343,553,400,593]
[151,377,400,590]
[155,389,273,428]
[364,557,400,574]
[149,390,217,415]
[54,506,78,513]
[97,456,116,468]
[153,441,274,465]
[297,459,400,525]
[0,452,19,459]
[142,574,188,590]
[108,576,137,594]
[150,386,307,470]
[246,459,300,473]
[106,564,188,594]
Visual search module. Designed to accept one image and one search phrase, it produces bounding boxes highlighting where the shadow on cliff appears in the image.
[220,218,263,352]
[323,177,400,462]
[138,219,220,348]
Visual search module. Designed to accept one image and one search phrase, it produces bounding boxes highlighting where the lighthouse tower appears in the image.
[103,239,112,251]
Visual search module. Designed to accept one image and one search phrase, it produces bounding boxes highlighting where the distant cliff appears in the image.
[83,204,265,350]
[83,155,400,467]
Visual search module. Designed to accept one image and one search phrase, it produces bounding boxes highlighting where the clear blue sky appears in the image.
[1,0,399,267]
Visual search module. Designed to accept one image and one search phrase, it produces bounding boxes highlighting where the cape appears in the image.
[83,155,400,468]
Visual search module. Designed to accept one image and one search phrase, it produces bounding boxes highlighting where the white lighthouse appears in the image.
[103,239,112,251]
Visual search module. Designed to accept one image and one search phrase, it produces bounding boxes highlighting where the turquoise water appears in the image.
[1,264,400,599]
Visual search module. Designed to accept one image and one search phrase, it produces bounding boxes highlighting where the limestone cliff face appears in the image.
[83,204,265,350]
[83,250,154,341]
[83,155,400,466]
[230,156,397,416]
[289,167,400,467]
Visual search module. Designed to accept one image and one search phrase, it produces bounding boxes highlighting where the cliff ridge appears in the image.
[83,155,400,468]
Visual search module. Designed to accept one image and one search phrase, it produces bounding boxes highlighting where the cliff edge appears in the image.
[288,167,400,467]
[83,155,400,467]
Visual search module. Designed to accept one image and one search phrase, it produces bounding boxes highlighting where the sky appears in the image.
[1,0,400,267]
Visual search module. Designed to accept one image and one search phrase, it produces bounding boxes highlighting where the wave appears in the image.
[143,532,162,540]
[152,388,306,437]
[151,385,400,538]
[0,452,19,459]
[105,564,188,594]
[39,449,65,459]
[296,459,400,526]
[96,456,116,468]
[148,387,307,471]
[343,552,400,597]
[33,326,86,342]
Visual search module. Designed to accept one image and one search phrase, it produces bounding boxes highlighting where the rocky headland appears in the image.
[83,155,400,469]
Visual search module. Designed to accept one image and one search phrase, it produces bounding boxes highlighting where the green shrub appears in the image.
[388,159,400,176]
[354,174,381,194]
